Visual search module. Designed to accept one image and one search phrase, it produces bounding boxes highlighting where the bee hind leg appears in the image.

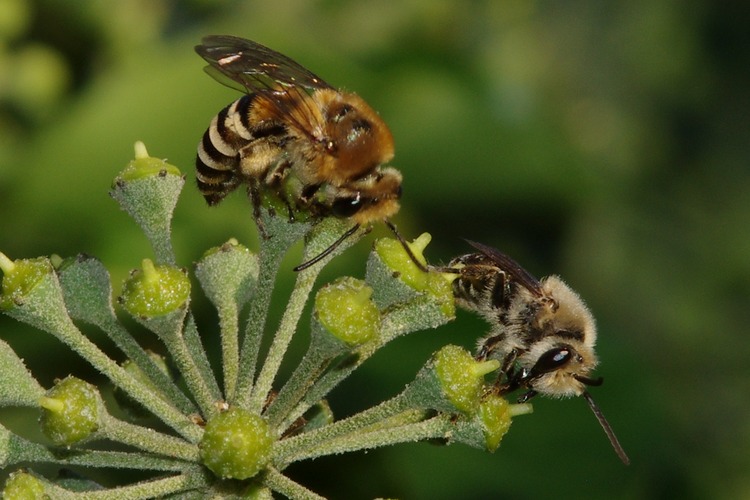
[247,182,269,239]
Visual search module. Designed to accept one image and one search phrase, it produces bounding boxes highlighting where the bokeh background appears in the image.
[1,0,748,498]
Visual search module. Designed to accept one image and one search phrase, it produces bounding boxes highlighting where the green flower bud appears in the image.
[39,376,100,446]
[433,345,499,415]
[479,394,533,452]
[374,234,455,317]
[117,141,181,180]
[110,142,184,264]
[196,239,258,309]
[478,394,512,452]
[120,259,190,317]
[315,277,380,346]
[2,470,46,499]
[0,254,52,310]
[200,408,275,480]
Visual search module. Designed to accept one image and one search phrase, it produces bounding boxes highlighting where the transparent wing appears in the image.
[465,240,544,297]
[195,35,333,94]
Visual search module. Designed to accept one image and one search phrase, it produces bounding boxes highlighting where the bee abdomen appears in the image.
[196,95,257,205]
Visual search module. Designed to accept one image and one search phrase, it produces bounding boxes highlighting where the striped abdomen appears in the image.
[196,94,286,205]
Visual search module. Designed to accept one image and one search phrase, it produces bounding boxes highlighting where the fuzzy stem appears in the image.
[183,314,223,404]
[97,315,195,414]
[264,325,347,430]
[247,263,322,413]
[274,390,412,464]
[262,467,326,500]
[100,414,200,461]
[232,241,286,404]
[41,450,192,471]
[279,340,379,431]
[159,320,219,419]
[217,300,240,399]
[45,470,208,499]
[290,414,451,463]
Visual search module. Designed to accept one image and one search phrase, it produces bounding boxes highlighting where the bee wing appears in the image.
[465,240,545,297]
[195,35,333,94]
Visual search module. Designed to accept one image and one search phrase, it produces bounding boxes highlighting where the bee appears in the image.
[195,35,416,270]
[447,240,630,465]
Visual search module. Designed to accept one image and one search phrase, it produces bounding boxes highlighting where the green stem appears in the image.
[98,315,195,414]
[246,263,322,413]
[232,240,287,405]
[262,467,326,500]
[280,340,379,431]
[289,414,450,463]
[3,430,188,471]
[217,301,240,399]
[45,470,208,499]
[47,450,191,471]
[160,320,219,419]
[274,390,411,464]
[264,328,344,431]
[183,314,223,405]
[101,415,200,461]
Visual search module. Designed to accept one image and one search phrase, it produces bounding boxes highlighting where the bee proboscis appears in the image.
[195,35,423,271]
[447,240,629,465]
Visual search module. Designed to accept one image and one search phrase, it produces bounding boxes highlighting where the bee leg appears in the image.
[247,182,269,239]
[293,224,360,272]
[476,335,505,361]
[516,389,538,404]
[494,349,522,394]
[265,161,296,222]
[300,183,322,204]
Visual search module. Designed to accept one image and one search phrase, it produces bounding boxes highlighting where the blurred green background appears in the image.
[1,0,748,498]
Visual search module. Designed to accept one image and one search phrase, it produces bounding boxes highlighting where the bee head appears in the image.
[518,340,600,398]
[511,277,599,397]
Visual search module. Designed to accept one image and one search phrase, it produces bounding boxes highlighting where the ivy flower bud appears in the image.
[196,239,258,310]
[0,254,51,310]
[478,394,533,451]
[3,470,46,499]
[110,142,184,263]
[200,408,275,480]
[39,376,100,446]
[117,141,181,180]
[433,345,500,415]
[373,233,455,317]
[315,277,380,346]
[120,259,190,318]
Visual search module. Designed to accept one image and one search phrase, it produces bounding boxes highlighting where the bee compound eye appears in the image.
[332,194,363,217]
[532,346,573,375]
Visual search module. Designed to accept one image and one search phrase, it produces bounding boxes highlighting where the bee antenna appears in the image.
[294,224,361,271]
[385,220,429,273]
[581,390,630,465]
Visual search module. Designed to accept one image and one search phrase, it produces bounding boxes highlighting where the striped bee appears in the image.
[195,36,409,270]
[448,240,629,464]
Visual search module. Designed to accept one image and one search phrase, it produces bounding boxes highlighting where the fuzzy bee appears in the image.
[448,240,629,464]
[195,36,411,270]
